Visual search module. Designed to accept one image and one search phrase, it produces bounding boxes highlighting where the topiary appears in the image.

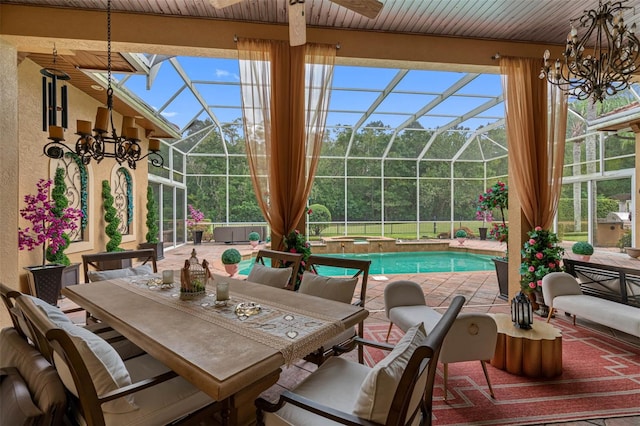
[145,186,159,244]
[102,180,122,252]
[46,167,72,266]
[308,204,332,236]
[248,231,260,242]
[455,229,467,238]
[221,248,241,264]
[572,241,594,256]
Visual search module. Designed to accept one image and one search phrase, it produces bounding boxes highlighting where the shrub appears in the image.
[618,230,632,251]
[572,241,594,255]
[46,168,73,266]
[145,186,159,244]
[248,231,260,241]
[102,180,122,252]
[221,248,241,264]
[520,227,564,292]
[455,229,467,238]
[308,204,332,236]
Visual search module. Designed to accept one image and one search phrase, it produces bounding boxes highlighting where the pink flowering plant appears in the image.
[186,204,205,231]
[519,226,564,293]
[283,229,311,290]
[477,181,508,244]
[18,179,83,266]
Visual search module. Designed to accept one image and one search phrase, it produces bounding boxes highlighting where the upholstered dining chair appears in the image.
[81,249,157,284]
[0,282,27,338]
[16,295,219,426]
[247,249,303,289]
[255,295,465,426]
[301,255,371,365]
[384,280,497,401]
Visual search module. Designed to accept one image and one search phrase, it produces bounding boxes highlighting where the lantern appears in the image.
[511,291,533,329]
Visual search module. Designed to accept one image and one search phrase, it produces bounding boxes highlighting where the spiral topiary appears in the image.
[145,186,159,244]
[46,167,72,266]
[102,180,123,252]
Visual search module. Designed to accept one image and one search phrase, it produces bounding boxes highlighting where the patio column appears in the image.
[0,39,20,326]
[633,123,640,247]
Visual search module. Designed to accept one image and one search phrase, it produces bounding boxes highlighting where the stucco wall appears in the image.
[11,58,149,294]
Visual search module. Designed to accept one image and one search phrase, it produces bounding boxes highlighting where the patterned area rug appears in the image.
[363,317,640,426]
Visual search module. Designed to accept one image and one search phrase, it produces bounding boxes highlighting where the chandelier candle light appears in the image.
[43,0,163,170]
[541,0,640,103]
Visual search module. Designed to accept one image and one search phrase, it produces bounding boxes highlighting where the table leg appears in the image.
[227,369,282,426]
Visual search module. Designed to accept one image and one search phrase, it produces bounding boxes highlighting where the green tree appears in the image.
[102,180,122,252]
[145,186,159,243]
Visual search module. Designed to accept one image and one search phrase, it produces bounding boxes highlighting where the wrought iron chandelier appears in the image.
[43,0,163,170]
[541,0,640,103]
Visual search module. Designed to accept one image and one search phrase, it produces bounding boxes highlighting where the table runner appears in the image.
[114,276,345,365]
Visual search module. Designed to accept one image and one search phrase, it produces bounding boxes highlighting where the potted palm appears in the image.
[187,204,205,245]
[139,186,164,259]
[248,231,260,249]
[571,241,594,262]
[520,226,564,316]
[19,178,82,305]
[221,248,242,277]
[477,181,509,299]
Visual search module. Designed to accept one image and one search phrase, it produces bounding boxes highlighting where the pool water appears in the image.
[238,251,495,276]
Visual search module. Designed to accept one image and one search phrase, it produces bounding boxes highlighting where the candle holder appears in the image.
[511,291,533,329]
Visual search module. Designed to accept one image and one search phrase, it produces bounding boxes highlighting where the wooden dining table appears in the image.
[62,273,368,425]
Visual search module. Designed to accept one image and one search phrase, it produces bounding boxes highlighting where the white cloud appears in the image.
[215,69,240,81]
[161,111,178,118]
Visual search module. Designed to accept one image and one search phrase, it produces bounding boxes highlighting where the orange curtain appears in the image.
[238,39,335,249]
[500,57,567,230]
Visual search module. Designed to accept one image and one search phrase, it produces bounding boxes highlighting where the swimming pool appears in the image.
[238,251,495,276]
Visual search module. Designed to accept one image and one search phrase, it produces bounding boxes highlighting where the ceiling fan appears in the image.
[209,0,383,46]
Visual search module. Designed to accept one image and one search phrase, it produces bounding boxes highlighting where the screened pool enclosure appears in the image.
[104,54,640,250]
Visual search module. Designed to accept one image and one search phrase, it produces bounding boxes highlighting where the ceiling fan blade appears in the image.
[289,1,306,46]
[330,0,383,19]
[209,0,244,8]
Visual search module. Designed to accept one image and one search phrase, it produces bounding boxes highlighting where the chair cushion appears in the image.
[298,271,358,304]
[52,324,135,413]
[0,367,43,426]
[25,295,74,327]
[247,263,293,288]
[388,305,443,334]
[353,323,427,423]
[87,265,154,282]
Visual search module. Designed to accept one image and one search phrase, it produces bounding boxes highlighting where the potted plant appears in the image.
[139,186,164,260]
[475,210,493,241]
[19,178,82,305]
[283,229,312,290]
[520,226,564,316]
[477,181,509,299]
[454,229,467,245]
[572,241,594,262]
[248,231,260,249]
[187,204,205,245]
[221,248,242,277]
[46,167,81,289]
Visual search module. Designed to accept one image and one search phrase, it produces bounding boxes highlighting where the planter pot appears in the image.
[492,258,509,300]
[457,237,466,245]
[24,264,66,306]
[224,263,239,277]
[576,254,591,262]
[139,241,165,260]
[479,227,488,240]
[250,240,259,249]
[530,289,549,317]
[193,230,204,245]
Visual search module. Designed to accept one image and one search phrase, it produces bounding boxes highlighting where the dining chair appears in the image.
[15,295,219,426]
[384,280,497,401]
[81,249,157,283]
[300,254,371,365]
[247,249,303,289]
[256,295,466,426]
[0,282,28,338]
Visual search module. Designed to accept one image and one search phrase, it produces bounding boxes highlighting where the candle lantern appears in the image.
[511,291,533,329]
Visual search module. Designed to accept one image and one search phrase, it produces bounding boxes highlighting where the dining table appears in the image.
[62,272,368,425]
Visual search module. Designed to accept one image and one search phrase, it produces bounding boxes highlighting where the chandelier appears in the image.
[43,0,163,170]
[541,0,640,103]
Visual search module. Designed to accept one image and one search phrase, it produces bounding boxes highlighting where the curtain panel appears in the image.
[238,39,335,249]
[499,57,567,230]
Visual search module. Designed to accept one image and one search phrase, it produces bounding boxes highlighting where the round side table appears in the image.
[489,313,562,378]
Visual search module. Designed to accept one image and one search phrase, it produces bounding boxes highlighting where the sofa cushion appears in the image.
[0,367,43,425]
[353,323,427,423]
[553,295,640,338]
[298,272,358,304]
[247,263,293,288]
[52,324,136,413]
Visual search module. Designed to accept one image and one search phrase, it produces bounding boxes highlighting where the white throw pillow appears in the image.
[130,264,154,275]
[352,323,427,423]
[298,271,359,304]
[24,295,73,327]
[53,323,136,413]
[247,263,293,288]
[87,268,134,282]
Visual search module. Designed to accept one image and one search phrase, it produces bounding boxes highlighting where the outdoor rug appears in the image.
[363,317,640,426]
